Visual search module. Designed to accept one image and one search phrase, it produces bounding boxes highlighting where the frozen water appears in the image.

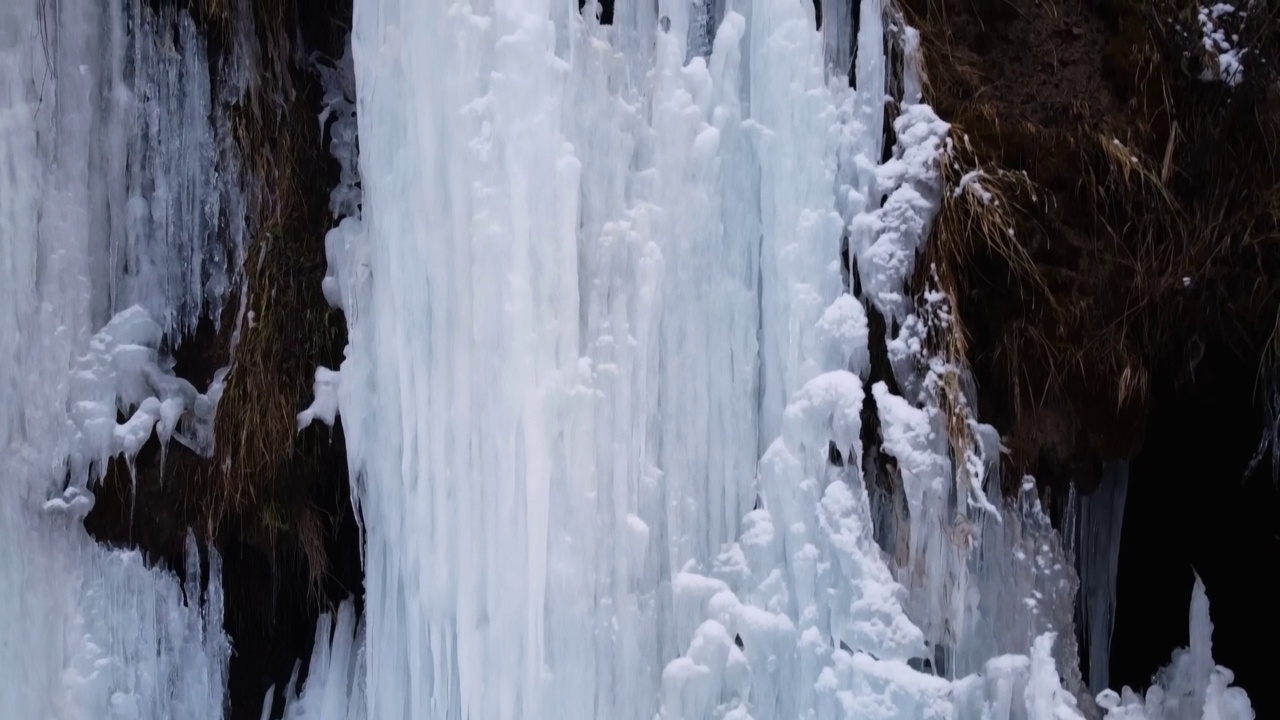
[299,366,343,430]
[1,0,235,717]
[1097,578,1254,720]
[110,0,248,341]
[276,600,368,720]
[314,0,1150,717]
[66,304,227,486]
[0,0,1262,715]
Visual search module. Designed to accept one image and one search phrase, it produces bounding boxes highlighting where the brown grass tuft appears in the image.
[902,0,1280,489]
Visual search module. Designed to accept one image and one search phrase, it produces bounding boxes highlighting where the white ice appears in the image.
[1,0,237,717]
[303,0,1179,716]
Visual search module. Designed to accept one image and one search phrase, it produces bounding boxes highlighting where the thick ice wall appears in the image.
[0,1,233,717]
[344,0,764,714]
[649,11,761,608]
[338,0,1085,718]
[348,0,579,716]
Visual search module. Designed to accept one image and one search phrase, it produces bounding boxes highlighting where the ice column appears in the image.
[1097,578,1254,720]
[348,0,585,716]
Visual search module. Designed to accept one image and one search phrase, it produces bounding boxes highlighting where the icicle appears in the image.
[1077,460,1130,695]
[276,600,367,720]
[1099,577,1254,720]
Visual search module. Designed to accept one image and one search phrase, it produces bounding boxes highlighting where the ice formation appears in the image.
[274,600,368,720]
[0,0,1262,716]
[296,0,1253,716]
[1097,579,1254,720]
[1,0,236,716]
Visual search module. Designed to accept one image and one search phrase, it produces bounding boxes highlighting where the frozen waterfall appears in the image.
[0,0,1260,718]
[305,0,1252,716]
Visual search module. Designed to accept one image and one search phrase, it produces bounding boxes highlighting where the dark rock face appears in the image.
[904,0,1279,488]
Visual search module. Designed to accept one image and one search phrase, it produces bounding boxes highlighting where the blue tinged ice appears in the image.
[1077,461,1130,695]
[111,1,246,341]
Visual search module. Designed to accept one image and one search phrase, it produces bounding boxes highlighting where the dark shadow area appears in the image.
[578,0,613,25]
[84,419,363,720]
[1110,343,1278,715]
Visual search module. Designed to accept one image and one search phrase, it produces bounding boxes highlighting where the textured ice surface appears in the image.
[109,0,249,340]
[281,0,1263,716]
[2,0,1256,715]
[66,305,227,486]
[313,0,1123,717]
[1,0,233,716]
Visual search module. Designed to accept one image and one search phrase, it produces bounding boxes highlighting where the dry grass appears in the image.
[916,131,1045,501]
[903,0,1280,483]
[931,130,1046,301]
[178,0,351,593]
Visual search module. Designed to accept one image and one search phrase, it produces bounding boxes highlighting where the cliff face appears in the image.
[83,0,1278,717]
